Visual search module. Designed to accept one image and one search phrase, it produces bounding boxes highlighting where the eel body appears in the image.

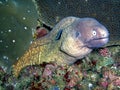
[12,16,109,77]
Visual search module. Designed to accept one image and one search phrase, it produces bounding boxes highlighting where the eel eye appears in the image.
[92,30,97,36]
[75,31,81,38]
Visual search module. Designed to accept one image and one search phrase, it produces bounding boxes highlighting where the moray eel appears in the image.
[12,16,109,77]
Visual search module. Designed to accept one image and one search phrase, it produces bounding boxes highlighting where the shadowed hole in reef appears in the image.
[42,23,52,31]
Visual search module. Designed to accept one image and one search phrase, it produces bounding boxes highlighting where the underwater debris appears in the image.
[99,48,111,57]
[42,64,57,78]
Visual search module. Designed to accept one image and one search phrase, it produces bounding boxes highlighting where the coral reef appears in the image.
[0,47,120,90]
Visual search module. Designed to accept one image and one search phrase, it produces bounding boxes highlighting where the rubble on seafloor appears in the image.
[0,46,120,90]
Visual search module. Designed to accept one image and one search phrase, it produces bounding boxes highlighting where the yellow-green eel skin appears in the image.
[12,16,109,77]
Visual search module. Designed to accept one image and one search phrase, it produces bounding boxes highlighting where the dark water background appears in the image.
[0,0,39,68]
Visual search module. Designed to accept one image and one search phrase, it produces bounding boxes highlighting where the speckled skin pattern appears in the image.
[12,17,109,77]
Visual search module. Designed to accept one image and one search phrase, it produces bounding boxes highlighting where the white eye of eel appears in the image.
[92,30,97,36]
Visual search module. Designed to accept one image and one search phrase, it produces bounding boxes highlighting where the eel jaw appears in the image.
[61,36,92,59]
[86,37,109,48]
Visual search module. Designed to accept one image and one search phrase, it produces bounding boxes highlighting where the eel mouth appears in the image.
[85,37,109,48]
